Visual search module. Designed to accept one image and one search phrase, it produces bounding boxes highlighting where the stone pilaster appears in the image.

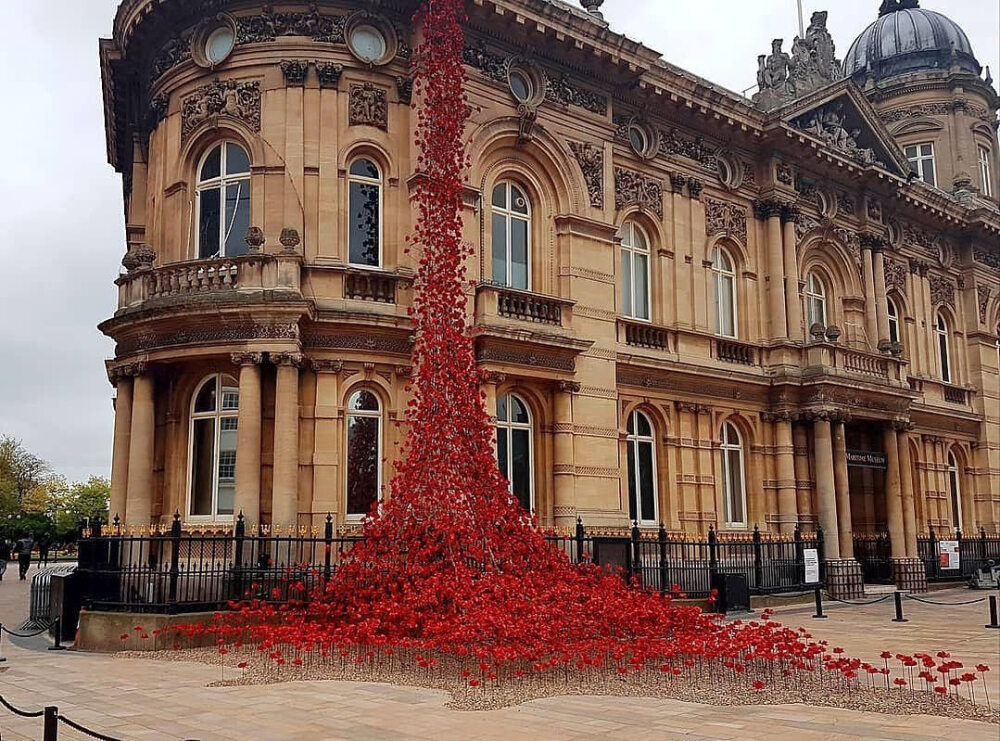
[271,353,303,527]
[125,364,154,527]
[232,353,264,526]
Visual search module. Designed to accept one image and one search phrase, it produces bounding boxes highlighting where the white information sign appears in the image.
[939,540,960,571]
[804,548,820,584]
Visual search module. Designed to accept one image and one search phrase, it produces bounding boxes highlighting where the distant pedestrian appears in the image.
[0,539,10,582]
[14,537,33,581]
[38,536,51,567]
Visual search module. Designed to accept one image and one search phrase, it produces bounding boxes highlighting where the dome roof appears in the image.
[843,2,981,82]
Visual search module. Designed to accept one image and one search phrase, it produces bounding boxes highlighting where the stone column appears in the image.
[780,206,802,341]
[832,418,854,560]
[483,372,505,427]
[774,416,798,534]
[125,365,154,527]
[884,425,906,560]
[813,417,840,560]
[898,431,919,556]
[109,369,134,524]
[232,353,263,526]
[792,424,812,523]
[889,423,927,591]
[271,353,302,528]
[872,245,891,347]
[861,246,879,348]
[553,381,579,528]
[756,200,788,340]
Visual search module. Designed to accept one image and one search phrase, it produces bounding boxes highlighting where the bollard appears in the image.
[0,623,5,663]
[987,595,1000,630]
[892,591,907,623]
[48,617,65,651]
[43,705,58,741]
[812,587,827,619]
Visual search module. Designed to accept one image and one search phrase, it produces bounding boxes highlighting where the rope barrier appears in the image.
[904,594,988,607]
[0,694,44,718]
[758,590,818,600]
[826,593,894,607]
[59,714,124,741]
[0,621,54,639]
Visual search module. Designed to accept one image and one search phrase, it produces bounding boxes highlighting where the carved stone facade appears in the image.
[614,168,663,219]
[754,12,843,110]
[181,79,261,140]
[704,198,748,244]
[349,83,388,130]
[568,141,604,209]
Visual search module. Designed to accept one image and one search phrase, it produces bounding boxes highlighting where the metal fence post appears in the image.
[980,527,988,572]
[708,525,718,583]
[43,706,58,741]
[324,514,334,582]
[630,521,641,584]
[929,528,939,581]
[752,524,763,595]
[233,512,246,601]
[575,517,585,565]
[956,528,963,575]
[168,512,181,607]
[817,525,826,583]
[794,525,804,587]
[658,522,668,596]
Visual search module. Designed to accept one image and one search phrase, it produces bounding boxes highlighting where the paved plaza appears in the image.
[0,570,997,740]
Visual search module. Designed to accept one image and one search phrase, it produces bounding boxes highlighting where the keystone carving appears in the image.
[615,168,662,219]
[181,80,261,141]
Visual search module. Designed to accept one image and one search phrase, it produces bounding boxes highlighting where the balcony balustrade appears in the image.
[714,338,757,366]
[344,270,398,304]
[620,319,671,351]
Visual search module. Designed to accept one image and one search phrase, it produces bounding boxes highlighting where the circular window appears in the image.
[350,25,388,63]
[205,26,235,65]
[716,152,744,190]
[628,124,649,156]
[509,69,533,103]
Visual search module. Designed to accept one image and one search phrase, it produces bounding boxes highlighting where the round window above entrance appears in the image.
[205,26,235,65]
[350,25,387,63]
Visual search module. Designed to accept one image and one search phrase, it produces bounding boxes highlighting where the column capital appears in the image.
[310,358,344,374]
[753,198,785,220]
[890,419,915,432]
[779,204,800,224]
[271,352,304,368]
[669,172,687,193]
[860,232,888,252]
[760,410,794,423]
[231,352,264,367]
[483,371,507,385]
[108,361,148,384]
[556,380,581,394]
[801,409,852,424]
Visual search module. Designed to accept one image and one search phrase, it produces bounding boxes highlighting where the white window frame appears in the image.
[720,421,748,529]
[887,296,900,345]
[491,181,532,290]
[496,393,534,513]
[947,451,962,533]
[979,145,994,198]
[187,374,240,523]
[626,410,659,527]
[620,221,652,321]
[936,312,952,383]
[805,271,827,328]
[711,246,738,338]
[195,142,251,259]
[345,390,384,523]
[347,158,384,269]
[905,142,936,187]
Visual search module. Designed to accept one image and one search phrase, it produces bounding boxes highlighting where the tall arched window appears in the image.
[887,297,900,345]
[936,312,952,383]
[626,410,658,525]
[189,374,239,519]
[720,421,747,528]
[197,142,251,259]
[491,181,530,290]
[346,390,382,519]
[348,158,382,267]
[947,451,962,532]
[711,246,738,338]
[805,271,827,328]
[496,393,533,512]
[620,221,651,321]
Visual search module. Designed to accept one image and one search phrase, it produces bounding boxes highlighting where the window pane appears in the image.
[719,276,734,336]
[492,183,507,209]
[626,441,638,522]
[510,396,529,424]
[201,146,221,181]
[199,187,221,259]
[226,143,250,175]
[349,181,380,266]
[621,251,632,317]
[190,419,215,516]
[350,158,379,179]
[636,412,652,438]
[224,181,251,257]
[496,394,508,423]
[638,440,655,522]
[194,379,217,413]
[510,217,529,290]
[924,159,936,187]
[939,335,950,382]
[350,391,380,412]
[511,428,531,511]
[634,253,649,320]
[496,428,509,479]
[217,424,237,517]
[347,416,380,516]
[491,213,508,284]
[511,186,529,215]
[728,449,745,524]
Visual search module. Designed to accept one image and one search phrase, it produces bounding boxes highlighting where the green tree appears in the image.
[0,436,49,505]
[53,477,110,539]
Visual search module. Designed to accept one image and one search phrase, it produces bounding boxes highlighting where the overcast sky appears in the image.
[0,0,996,482]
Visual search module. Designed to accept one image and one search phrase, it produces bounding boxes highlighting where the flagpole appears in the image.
[797,0,805,36]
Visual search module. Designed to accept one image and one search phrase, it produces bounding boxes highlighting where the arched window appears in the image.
[491,181,531,290]
[711,246,738,338]
[720,422,747,528]
[189,374,239,519]
[197,142,251,259]
[936,312,952,383]
[348,158,382,267]
[496,393,533,512]
[805,271,827,328]
[626,410,658,525]
[619,221,651,321]
[346,390,382,519]
[947,451,962,532]
[887,297,900,345]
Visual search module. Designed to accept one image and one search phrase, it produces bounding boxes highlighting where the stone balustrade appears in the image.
[343,270,399,304]
[713,338,757,366]
[841,349,889,379]
[620,319,671,351]
[475,284,574,329]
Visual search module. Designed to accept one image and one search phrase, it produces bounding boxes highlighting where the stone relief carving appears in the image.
[883,257,907,293]
[776,162,794,185]
[280,60,309,86]
[687,179,704,200]
[236,8,346,45]
[150,36,191,82]
[396,76,413,105]
[658,129,718,171]
[902,222,935,254]
[881,101,994,125]
[148,95,170,132]
[181,80,261,140]
[568,141,604,209]
[614,168,663,219]
[867,198,883,222]
[929,276,956,309]
[119,323,299,355]
[838,191,856,216]
[974,246,1000,270]
[349,83,388,130]
[977,284,993,324]
[753,11,842,109]
[316,62,343,88]
[792,102,881,166]
[742,162,757,187]
[704,198,748,244]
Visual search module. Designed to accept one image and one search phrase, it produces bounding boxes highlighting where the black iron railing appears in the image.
[851,528,1000,585]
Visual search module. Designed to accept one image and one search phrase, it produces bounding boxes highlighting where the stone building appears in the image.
[99,0,999,593]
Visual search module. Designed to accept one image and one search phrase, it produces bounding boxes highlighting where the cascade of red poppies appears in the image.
[173,1,990,703]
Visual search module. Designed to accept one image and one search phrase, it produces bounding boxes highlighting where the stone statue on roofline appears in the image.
[753,10,844,110]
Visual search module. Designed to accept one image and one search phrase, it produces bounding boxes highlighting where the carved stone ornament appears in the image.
[688,180,704,200]
[883,256,907,293]
[670,172,687,193]
[977,284,992,324]
[753,11,842,110]
[279,228,301,253]
[121,243,156,273]
[150,36,192,83]
[704,198,748,244]
[396,76,413,105]
[568,141,604,208]
[349,83,388,130]
[929,276,956,309]
[902,222,935,254]
[148,95,170,132]
[776,162,794,185]
[316,62,343,89]
[280,60,309,86]
[310,358,344,374]
[271,352,304,368]
[614,168,663,219]
[181,79,261,141]
[792,102,881,166]
[516,103,538,145]
[658,129,718,171]
[236,8,346,45]
[974,246,1000,270]
[867,197,883,222]
[231,352,264,367]
[118,323,300,356]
